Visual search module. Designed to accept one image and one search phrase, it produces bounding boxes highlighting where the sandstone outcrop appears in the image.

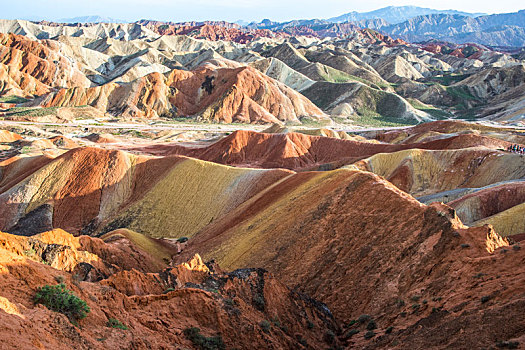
[0,229,338,349]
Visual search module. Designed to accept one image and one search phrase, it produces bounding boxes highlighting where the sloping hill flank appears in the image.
[0,147,292,237]
[359,147,524,196]
[177,168,524,348]
[136,130,511,170]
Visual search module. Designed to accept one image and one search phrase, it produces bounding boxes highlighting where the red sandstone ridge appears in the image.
[136,129,512,170]
[0,229,339,349]
[0,33,91,97]
[34,65,327,123]
[360,28,408,46]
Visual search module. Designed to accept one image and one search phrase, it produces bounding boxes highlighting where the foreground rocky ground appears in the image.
[0,119,524,349]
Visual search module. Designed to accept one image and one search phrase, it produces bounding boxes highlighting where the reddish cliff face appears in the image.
[0,229,339,349]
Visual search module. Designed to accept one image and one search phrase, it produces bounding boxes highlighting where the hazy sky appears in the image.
[4,0,524,22]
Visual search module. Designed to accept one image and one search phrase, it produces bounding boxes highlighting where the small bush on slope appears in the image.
[107,318,128,330]
[183,327,225,350]
[34,283,90,323]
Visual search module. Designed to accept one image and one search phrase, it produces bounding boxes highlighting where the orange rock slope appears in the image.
[0,129,22,143]
[0,229,339,349]
[0,33,327,124]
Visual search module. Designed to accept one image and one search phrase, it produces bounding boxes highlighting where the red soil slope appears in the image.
[0,33,91,97]
[136,129,511,170]
[177,167,524,348]
[0,229,339,349]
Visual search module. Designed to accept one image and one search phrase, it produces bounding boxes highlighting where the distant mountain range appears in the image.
[56,15,128,24]
[14,6,525,47]
[328,6,486,24]
[369,10,525,47]
[247,7,525,47]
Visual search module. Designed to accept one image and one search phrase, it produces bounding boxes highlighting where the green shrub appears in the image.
[307,320,315,329]
[253,294,265,311]
[34,283,90,323]
[260,320,271,334]
[346,329,359,338]
[107,318,128,330]
[23,248,35,256]
[324,330,335,344]
[20,146,32,154]
[410,295,421,302]
[183,327,225,350]
[367,320,377,330]
[297,335,308,347]
[357,314,371,323]
[495,340,520,349]
[364,331,376,340]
